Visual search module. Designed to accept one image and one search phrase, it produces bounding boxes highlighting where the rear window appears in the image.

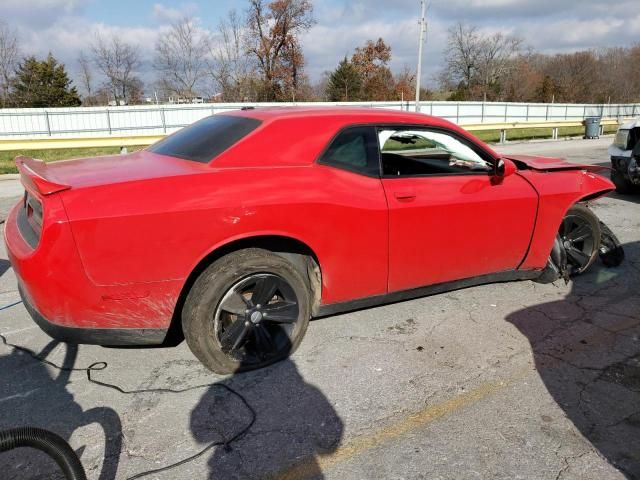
[318,126,380,177]
[148,115,261,163]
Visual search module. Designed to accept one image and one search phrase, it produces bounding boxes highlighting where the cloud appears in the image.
[2,0,85,11]
[432,0,640,20]
[2,0,640,94]
[11,15,165,94]
[2,0,89,28]
[300,11,453,88]
[489,13,640,53]
[152,2,199,23]
[302,0,640,88]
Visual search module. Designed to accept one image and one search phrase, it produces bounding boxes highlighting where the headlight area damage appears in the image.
[500,154,623,283]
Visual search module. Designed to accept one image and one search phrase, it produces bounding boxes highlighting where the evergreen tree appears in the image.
[11,54,81,107]
[326,57,362,101]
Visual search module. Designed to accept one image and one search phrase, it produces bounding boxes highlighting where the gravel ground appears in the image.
[0,137,638,480]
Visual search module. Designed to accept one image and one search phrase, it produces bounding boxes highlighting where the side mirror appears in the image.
[495,158,517,178]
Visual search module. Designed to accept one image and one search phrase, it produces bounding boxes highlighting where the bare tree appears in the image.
[443,23,481,93]
[541,51,599,103]
[501,53,544,102]
[595,47,638,103]
[476,32,522,101]
[394,66,416,102]
[154,18,209,100]
[246,0,314,100]
[208,9,256,101]
[0,21,19,107]
[91,34,142,105]
[77,51,94,105]
[442,22,521,100]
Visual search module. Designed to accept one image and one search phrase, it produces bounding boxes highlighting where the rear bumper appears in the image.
[4,196,179,341]
[20,284,167,345]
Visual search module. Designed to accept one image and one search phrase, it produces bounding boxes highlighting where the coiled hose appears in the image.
[0,427,87,480]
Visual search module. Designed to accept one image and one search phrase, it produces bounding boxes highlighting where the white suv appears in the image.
[608,118,640,193]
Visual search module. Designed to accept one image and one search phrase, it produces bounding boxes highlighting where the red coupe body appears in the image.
[4,108,614,345]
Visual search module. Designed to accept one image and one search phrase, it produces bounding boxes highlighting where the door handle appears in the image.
[393,191,416,201]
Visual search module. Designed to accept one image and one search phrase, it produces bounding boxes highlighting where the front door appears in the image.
[379,126,538,292]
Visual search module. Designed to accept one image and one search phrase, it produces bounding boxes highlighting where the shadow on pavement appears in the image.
[0,340,122,480]
[608,191,640,205]
[507,241,640,478]
[191,357,343,480]
[0,259,10,278]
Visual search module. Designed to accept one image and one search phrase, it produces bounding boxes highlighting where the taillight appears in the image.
[17,191,43,248]
[25,191,43,233]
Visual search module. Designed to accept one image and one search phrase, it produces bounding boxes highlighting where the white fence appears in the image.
[0,101,637,139]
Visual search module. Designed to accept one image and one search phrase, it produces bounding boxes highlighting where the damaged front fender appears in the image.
[519,169,614,270]
[535,218,624,284]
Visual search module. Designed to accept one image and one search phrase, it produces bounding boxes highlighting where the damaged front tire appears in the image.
[599,221,625,267]
[536,203,603,283]
[560,204,601,275]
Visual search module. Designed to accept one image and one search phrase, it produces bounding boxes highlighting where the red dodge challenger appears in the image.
[5,108,614,373]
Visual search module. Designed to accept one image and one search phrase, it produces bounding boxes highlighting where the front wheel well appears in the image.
[164,236,322,345]
[577,189,613,203]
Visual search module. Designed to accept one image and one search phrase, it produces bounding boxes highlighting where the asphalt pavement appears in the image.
[0,137,638,479]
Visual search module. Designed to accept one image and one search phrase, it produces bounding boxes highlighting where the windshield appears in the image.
[148,115,262,163]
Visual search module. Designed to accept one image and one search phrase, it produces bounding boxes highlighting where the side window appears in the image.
[318,126,380,176]
[379,128,493,177]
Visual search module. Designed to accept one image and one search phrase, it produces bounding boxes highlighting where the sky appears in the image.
[2,0,640,94]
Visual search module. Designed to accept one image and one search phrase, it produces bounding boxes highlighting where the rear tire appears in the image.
[182,249,312,374]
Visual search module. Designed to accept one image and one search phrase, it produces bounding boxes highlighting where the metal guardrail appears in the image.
[0,101,637,139]
[463,118,623,143]
[0,135,165,151]
[0,119,625,152]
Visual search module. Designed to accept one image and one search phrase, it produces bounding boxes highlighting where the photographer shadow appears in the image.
[191,354,343,480]
[0,339,122,480]
[506,241,640,478]
[0,259,10,278]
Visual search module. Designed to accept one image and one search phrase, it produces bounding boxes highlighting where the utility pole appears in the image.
[415,0,427,112]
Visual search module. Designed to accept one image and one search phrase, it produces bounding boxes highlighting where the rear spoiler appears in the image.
[15,156,71,196]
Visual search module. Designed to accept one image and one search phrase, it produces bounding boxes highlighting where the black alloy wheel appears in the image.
[183,248,311,374]
[215,273,300,365]
[559,204,601,275]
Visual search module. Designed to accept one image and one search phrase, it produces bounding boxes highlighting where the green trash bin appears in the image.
[583,117,601,139]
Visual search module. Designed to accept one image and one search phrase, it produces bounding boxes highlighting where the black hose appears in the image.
[0,321,256,479]
[0,427,87,480]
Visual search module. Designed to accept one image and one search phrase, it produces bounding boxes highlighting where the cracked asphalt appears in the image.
[0,137,638,479]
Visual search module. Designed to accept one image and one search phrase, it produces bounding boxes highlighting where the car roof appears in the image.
[225,106,446,124]
[210,106,501,168]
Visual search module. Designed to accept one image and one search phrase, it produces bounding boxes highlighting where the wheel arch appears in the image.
[518,170,613,271]
[165,234,323,344]
[543,190,611,265]
[576,188,613,203]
